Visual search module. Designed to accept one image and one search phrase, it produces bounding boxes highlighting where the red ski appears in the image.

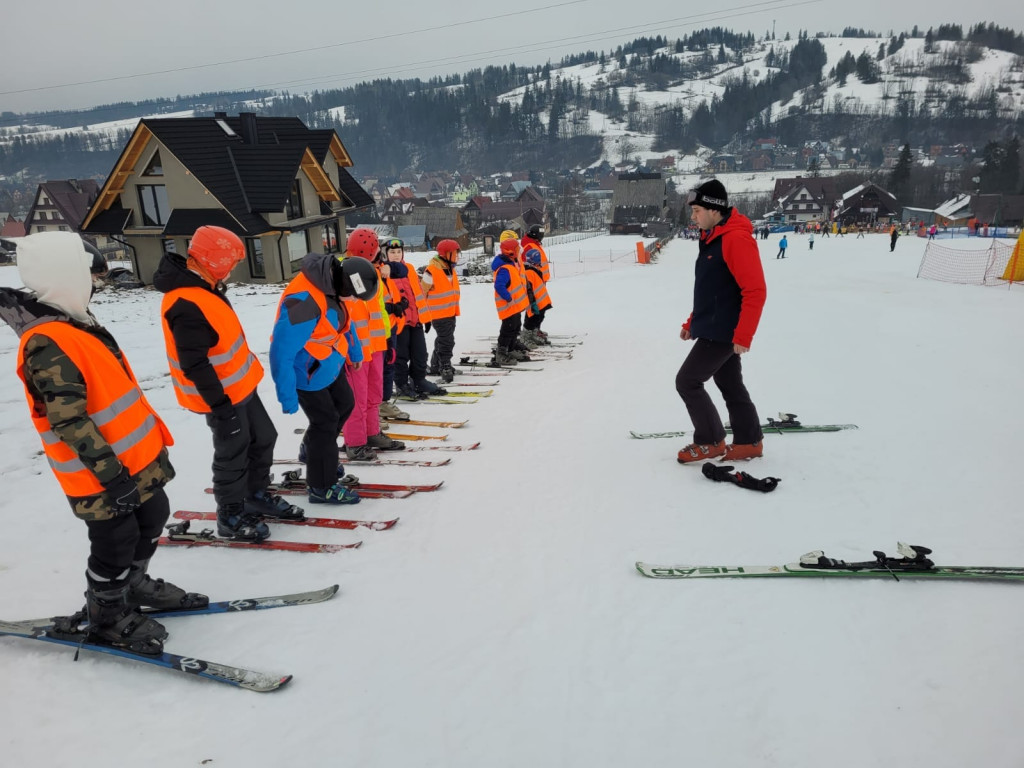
[204,486,412,500]
[174,511,398,531]
[158,521,359,553]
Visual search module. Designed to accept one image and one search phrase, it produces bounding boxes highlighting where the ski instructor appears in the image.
[676,179,767,464]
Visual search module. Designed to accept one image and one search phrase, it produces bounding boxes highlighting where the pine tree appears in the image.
[889,143,913,198]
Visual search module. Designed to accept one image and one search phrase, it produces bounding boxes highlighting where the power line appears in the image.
[0,0,819,127]
[0,0,589,96]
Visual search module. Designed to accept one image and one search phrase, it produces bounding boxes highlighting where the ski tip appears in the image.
[246,674,294,692]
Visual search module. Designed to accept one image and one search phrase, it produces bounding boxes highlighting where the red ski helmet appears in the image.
[187,226,245,281]
[500,238,520,255]
[437,239,460,259]
[347,229,380,260]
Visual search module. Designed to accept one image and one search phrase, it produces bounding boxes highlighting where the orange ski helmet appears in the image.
[187,226,245,281]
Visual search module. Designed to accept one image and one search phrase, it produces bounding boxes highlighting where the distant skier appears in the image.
[890,224,900,252]
[808,232,815,251]
[0,232,206,655]
[677,179,767,464]
[776,235,788,259]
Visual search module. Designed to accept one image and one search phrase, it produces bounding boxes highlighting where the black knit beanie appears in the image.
[688,179,730,213]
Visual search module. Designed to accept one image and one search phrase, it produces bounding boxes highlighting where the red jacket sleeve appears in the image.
[722,232,766,348]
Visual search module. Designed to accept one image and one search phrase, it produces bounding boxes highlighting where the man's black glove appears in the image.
[702,463,780,493]
[393,297,410,314]
[211,404,242,442]
[102,467,142,516]
[423,322,432,333]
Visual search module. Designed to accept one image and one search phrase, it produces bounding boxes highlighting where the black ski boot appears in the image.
[247,489,305,520]
[440,365,456,384]
[127,559,209,611]
[85,576,168,655]
[415,378,447,396]
[217,502,270,542]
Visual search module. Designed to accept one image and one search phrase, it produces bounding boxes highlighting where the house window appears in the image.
[322,222,340,254]
[163,238,177,254]
[137,185,170,226]
[287,231,310,269]
[285,180,303,219]
[59,225,68,231]
[142,151,164,177]
[247,238,265,279]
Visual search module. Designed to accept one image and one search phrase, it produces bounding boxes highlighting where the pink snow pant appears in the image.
[342,350,384,447]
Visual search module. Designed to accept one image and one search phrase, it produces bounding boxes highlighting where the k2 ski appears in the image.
[159,521,360,553]
[175,511,398,531]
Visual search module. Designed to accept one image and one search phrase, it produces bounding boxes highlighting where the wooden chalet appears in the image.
[609,173,667,234]
[81,112,374,284]
[835,182,900,226]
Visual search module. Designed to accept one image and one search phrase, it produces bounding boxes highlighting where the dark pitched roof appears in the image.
[970,194,1024,225]
[84,206,132,234]
[162,209,246,237]
[39,179,100,228]
[337,168,375,210]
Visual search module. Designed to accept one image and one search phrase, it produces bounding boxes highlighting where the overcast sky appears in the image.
[3,0,1022,115]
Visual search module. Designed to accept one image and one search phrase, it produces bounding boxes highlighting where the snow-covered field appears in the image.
[1,232,1023,767]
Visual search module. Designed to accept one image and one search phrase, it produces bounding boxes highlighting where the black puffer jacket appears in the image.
[152,252,235,414]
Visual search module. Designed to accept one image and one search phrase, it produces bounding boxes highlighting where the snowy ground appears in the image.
[1,231,1023,767]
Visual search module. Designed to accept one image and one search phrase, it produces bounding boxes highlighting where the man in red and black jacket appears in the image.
[676,179,767,464]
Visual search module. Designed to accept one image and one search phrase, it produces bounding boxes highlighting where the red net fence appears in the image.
[917,240,1022,286]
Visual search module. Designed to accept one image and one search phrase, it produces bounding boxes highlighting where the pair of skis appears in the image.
[637,543,1024,582]
[630,413,858,439]
[0,585,339,691]
[458,357,544,371]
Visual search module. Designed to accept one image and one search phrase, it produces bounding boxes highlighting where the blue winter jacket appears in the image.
[491,254,517,301]
[269,253,362,413]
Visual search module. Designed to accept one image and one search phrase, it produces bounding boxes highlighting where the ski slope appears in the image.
[0,230,1022,767]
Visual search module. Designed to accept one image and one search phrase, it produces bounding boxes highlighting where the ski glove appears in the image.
[102,467,142,516]
[211,405,242,441]
[423,322,431,333]
[702,463,780,493]
[386,297,409,316]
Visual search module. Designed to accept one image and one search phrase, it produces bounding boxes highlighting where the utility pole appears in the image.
[772,19,776,40]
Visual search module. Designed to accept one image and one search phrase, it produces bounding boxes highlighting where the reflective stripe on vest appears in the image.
[18,321,173,497]
[493,264,529,319]
[424,262,461,320]
[343,296,371,358]
[161,286,263,413]
[275,272,349,361]
[526,269,552,316]
[406,268,431,325]
[366,280,389,353]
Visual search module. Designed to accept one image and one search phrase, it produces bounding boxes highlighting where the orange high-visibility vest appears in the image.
[423,261,461,320]
[161,287,264,414]
[364,275,389,354]
[524,241,551,282]
[18,322,173,497]
[275,272,350,361]
[525,268,551,316]
[493,263,529,319]
[343,296,372,360]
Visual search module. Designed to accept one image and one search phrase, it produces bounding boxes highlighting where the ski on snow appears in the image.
[382,418,467,428]
[267,472,444,494]
[637,543,1024,582]
[630,414,858,439]
[0,585,339,692]
[395,395,479,405]
[175,511,398,531]
[382,432,449,441]
[159,520,360,553]
[458,357,544,371]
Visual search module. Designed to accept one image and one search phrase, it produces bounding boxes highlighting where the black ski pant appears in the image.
[776,248,786,259]
[382,334,397,401]
[84,488,170,582]
[675,338,762,446]
[298,372,354,491]
[497,313,522,350]
[204,393,276,508]
[523,307,548,331]
[394,324,428,389]
[429,316,457,372]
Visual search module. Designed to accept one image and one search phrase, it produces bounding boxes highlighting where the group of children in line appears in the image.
[0,225,555,654]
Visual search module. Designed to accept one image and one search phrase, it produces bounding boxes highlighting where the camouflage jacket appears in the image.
[0,288,175,521]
